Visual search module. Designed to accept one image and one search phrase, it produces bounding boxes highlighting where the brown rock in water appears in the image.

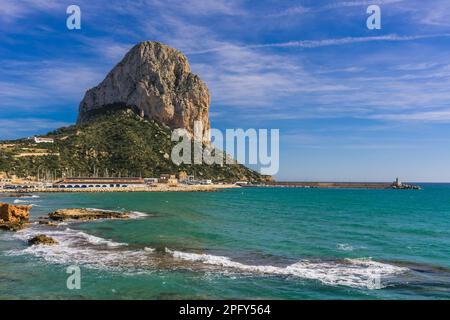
[28,235,58,246]
[77,41,210,140]
[0,222,27,231]
[0,202,31,223]
[0,202,31,231]
[0,193,34,198]
[48,208,129,221]
[38,219,58,226]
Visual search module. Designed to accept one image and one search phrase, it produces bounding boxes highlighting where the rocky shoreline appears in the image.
[0,202,31,231]
[0,203,139,246]
[48,208,130,221]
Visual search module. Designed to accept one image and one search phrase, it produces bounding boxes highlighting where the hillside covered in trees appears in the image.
[0,111,263,182]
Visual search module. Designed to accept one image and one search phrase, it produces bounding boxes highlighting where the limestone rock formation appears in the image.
[48,208,130,221]
[77,41,210,139]
[28,235,58,246]
[0,202,31,222]
[0,202,31,231]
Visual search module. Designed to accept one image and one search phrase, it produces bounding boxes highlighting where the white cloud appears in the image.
[187,34,450,54]
[273,0,405,17]
[370,110,450,122]
[0,0,62,22]
[145,0,244,16]
[417,0,450,26]
[190,43,355,109]
[255,34,450,49]
[3,0,450,128]
[0,118,71,139]
[0,60,105,110]
[79,37,134,62]
[391,62,440,71]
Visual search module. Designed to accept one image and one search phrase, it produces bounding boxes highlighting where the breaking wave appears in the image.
[129,211,150,218]
[85,208,150,219]
[337,243,354,251]
[165,249,408,289]
[4,226,408,290]
[6,227,156,272]
[13,199,40,204]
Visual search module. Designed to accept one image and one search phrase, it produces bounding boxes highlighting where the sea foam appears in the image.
[6,227,156,271]
[13,199,40,204]
[85,207,149,219]
[5,226,408,289]
[165,249,408,289]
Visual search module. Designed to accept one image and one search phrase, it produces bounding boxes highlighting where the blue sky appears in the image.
[1,0,450,181]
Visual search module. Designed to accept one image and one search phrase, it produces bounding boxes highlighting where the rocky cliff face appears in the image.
[77,41,210,138]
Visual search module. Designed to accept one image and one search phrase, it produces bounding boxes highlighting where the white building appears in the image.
[34,137,54,144]
[144,178,159,184]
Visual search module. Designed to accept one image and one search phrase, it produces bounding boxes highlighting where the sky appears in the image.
[1,0,450,182]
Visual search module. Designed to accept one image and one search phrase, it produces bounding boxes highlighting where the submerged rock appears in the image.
[48,208,130,221]
[28,234,58,246]
[38,219,58,226]
[0,222,27,231]
[0,193,34,198]
[0,202,31,231]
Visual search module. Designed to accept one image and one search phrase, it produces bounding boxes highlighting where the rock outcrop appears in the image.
[0,202,31,231]
[38,218,58,226]
[28,235,58,246]
[77,41,210,139]
[48,208,130,221]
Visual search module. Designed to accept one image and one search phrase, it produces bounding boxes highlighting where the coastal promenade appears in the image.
[0,184,238,193]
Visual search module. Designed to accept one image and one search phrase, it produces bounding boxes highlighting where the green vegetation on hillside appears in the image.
[0,111,262,182]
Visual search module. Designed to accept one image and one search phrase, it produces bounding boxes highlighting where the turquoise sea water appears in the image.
[1,185,449,299]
